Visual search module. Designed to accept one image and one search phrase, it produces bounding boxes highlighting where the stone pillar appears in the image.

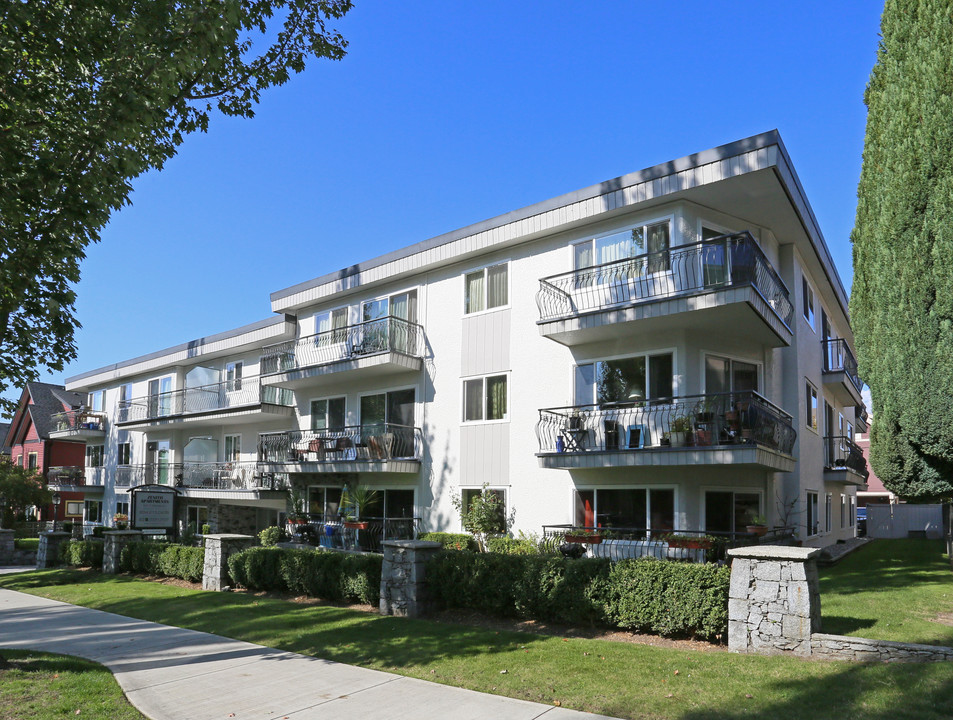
[727,545,822,656]
[0,529,14,563]
[36,531,72,569]
[379,539,442,618]
[102,530,144,574]
[202,534,253,591]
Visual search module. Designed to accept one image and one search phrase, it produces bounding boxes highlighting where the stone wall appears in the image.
[811,633,953,662]
[36,531,72,569]
[202,534,254,591]
[102,530,143,574]
[379,540,442,618]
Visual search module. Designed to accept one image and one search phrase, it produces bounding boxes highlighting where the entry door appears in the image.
[148,376,172,417]
[147,440,171,485]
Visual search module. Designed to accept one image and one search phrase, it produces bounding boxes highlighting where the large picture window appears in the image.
[574,220,671,274]
[574,488,674,533]
[311,397,346,431]
[704,491,760,535]
[574,353,673,405]
[86,445,104,467]
[464,263,508,314]
[463,374,508,422]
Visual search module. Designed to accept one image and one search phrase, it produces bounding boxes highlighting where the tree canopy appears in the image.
[850,0,953,500]
[0,1,352,414]
[0,462,50,525]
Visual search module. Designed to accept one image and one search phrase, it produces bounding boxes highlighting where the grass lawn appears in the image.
[0,649,145,720]
[13,538,39,552]
[2,570,953,720]
[820,538,953,646]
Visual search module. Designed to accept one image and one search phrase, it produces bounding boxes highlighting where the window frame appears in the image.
[805,381,819,433]
[574,484,678,534]
[802,275,816,331]
[66,501,83,516]
[825,493,832,533]
[27,452,38,471]
[572,216,674,276]
[85,444,105,468]
[460,487,507,533]
[117,442,131,466]
[309,396,347,432]
[806,491,819,537]
[224,361,243,392]
[461,373,509,424]
[701,487,764,535]
[463,260,510,316]
[84,499,103,524]
[224,433,242,462]
[574,349,676,406]
[701,351,762,395]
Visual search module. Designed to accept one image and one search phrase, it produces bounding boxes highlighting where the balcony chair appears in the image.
[334,436,356,461]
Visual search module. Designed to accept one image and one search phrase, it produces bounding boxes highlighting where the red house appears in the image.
[3,382,102,527]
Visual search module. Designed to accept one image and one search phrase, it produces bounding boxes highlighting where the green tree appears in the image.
[453,484,512,552]
[0,462,50,526]
[850,0,953,500]
[0,1,352,414]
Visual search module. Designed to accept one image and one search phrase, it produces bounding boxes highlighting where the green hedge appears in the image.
[418,532,478,552]
[486,536,539,555]
[119,542,205,582]
[14,538,39,552]
[426,552,729,640]
[228,547,382,605]
[61,539,104,568]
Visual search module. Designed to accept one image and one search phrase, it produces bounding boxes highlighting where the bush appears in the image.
[418,532,478,552]
[14,538,39,551]
[227,547,382,604]
[61,539,104,568]
[258,526,285,546]
[603,558,730,641]
[486,536,539,555]
[92,526,105,538]
[119,541,205,582]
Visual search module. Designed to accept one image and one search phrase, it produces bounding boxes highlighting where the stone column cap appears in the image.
[0,528,14,533]
[727,545,821,561]
[39,531,72,538]
[382,540,443,550]
[203,534,255,540]
[104,530,144,536]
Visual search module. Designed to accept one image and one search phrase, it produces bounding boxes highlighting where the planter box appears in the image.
[666,539,712,550]
[344,521,369,530]
[564,534,602,544]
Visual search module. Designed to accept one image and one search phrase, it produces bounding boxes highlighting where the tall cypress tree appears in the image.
[851,0,953,500]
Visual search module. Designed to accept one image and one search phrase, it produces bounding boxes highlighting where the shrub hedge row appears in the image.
[227,547,382,605]
[426,552,730,640]
[119,542,205,582]
[417,532,479,551]
[61,539,104,569]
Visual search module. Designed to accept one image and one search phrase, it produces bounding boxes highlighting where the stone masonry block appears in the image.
[728,558,751,598]
[753,561,781,582]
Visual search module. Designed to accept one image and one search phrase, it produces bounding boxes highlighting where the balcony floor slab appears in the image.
[538,444,795,472]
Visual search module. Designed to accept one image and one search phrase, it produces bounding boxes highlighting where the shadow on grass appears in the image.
[818,615,877,635]
[819,539,951,596]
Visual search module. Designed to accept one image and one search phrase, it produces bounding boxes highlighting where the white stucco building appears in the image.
[57,131,867,547]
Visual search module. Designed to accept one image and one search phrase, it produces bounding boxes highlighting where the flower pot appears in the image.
[746,524,768,537]
[670,432,687,447]
[564,533,602,544]
[344,521,369,530]
[667,538,712,550]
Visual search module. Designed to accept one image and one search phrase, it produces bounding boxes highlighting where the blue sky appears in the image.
[7,1,885,411]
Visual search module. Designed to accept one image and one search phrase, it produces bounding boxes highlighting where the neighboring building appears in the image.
[855,431,898,507]
[63,131,866,546]
[0,421,11,459]
[4,382,98,526]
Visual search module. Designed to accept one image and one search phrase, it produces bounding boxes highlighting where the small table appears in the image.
[562,428,588,452]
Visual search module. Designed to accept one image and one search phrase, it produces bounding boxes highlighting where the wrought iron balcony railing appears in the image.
[50,410,106,433]
[286,516,421,554]
[537,391,796,455]
[825,435,869,478]
[536,232,793,327]
[261,316,424,375]
[822,338,863,392]
[47,466,86,486]
[117,377,293,424]
[856,405,869,425]
[114,462,286,490]
[258,423,423,463]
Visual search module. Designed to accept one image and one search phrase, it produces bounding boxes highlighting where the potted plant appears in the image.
[113,512,128,530]
[341,485,379,529]
[670,415,693,447]
[662,532,714,550]
[746,513,769,536]
[660,431,671,447]
[287,487,306,525]
[568,410,582,430]
[564,527,603,544]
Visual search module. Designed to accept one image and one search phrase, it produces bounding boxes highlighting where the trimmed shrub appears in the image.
[228,547,382,605]
[487,536,539,555]
[119,541,205,582]
[61,539,104,568]
[258,526,285,547]
[418,532,478,552]
[603,558,730,640]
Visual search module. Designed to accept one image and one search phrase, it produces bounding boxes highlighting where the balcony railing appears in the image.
[540,525,796,563]
[537,391,796,456]
[50,410,106,433]
[856,404,869,425]
[261,316,424,375]
[286,516,420,554]
[117,377,293,424]
[536,232,793,327]
[47,466,86,486]
[258,424,423,463]
[822,338,863,392]
[114,462,286,490]
[825,435,869,478]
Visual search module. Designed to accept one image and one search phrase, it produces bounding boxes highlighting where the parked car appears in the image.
[856,506,867,537]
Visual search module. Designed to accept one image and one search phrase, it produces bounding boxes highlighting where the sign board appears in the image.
[130,484,178,532]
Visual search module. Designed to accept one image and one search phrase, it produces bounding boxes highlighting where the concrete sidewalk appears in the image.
[0,586,620,720]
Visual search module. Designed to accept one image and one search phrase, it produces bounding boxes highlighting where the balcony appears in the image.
[536,391,796,471]
[822,339,864,407]
[260,316,424,389]
[115,377,294,429]
[536,232,793,347]
[824,435,869,485]
[47,466,106,493]
[855,404,869,432]
[114,462,287,496]
[48,411,107,441]
[258,424,423,474]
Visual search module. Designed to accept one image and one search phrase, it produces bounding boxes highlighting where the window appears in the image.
[849,496,856,527]
[805,382,818,432]
[825,493,832,533]
[574,488,675,534]
[461,488,507,533]
[118,383,133,421]
[704,491,761,534]
[118,443,131,465]
[27,452,37,471]
[66,501,83,516]
[308,486,343,519]
[840,494,846,528]
[463,374,508,422]
[705,355,759,394]
[802,276,816,330]
[89,389,104,412]
[311,397,346,431]
[360,389,416,456]
[225,361,243,392]
[575,353,674,405]
[574,220,671,275]
[315,307,349,344]
[187,506,208,534]
[464,262,508,314]
[116,501,129,518]
[806,492,819,537]
[224,434,241,462]
[148,376,173,417]
[84,500,103,524]
[86,445,104,467]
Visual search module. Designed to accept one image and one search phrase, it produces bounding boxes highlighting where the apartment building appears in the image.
[63,131,867,547]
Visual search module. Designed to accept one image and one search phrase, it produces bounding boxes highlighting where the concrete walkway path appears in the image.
[0,585,620,720]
